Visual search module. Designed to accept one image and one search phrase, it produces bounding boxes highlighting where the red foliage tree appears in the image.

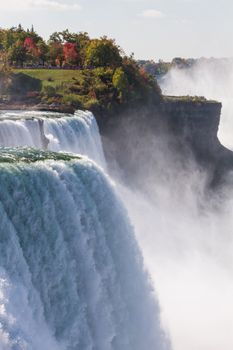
[24,37,39,60]
[63,42,78,65]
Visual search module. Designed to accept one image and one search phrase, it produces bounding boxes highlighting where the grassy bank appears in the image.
[14,69,85,88]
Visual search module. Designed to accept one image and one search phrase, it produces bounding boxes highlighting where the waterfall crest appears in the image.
[0,110,105,166]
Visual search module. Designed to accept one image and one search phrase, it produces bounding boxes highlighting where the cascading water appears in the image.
[0,110,106,166]
[0,146,169,347]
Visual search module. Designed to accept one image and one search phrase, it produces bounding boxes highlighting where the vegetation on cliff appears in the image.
[0,25,219,116]
[0,25,162,115]
[164,96,218,104]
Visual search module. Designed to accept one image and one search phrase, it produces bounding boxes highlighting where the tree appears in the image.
[63,42,78,66]
[0,25,44,66]
[74,32,90,66]
[24,37,39,64]
[49,31,63,43]
[49,30,90,66]
[24,37,37,53]
[48,42,64,66]
[8,40,27,66]
[112,67,129,101]
[37,40,49,65]
[85,38,122,68]
[2,29,15,50]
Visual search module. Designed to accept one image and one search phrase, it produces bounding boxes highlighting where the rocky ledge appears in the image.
[97,96,233,186]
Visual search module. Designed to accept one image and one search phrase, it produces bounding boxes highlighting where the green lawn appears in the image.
[13,69,85,88]
[11,68,115,111]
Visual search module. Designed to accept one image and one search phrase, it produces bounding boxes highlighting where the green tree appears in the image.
[37,40,49,65]
[48,42,64,66]
[48,31,63,43]
[85,38,122,68]
[8,41,27,66]
[69,32,90,66]
[112,67,129,102]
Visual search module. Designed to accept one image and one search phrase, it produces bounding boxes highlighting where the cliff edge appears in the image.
[96,96,233,186]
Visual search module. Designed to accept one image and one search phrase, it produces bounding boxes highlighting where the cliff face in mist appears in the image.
[97,97,233,185]
[161,98,221,160]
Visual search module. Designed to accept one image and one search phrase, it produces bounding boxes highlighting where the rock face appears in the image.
[160,99,222,161]
[96,97,233,185]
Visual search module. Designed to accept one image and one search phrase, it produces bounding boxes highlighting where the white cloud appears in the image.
[30,0,81,11]
[140,9,164,19]
[0,0,81,11]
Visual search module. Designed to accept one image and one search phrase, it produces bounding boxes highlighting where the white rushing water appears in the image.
[0,150,169,350]
[0,110,106,166]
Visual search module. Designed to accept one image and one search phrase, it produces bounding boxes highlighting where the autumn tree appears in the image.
[63,42,78,66]
[24,37,39,63]
[60,30,90,65]
[0,25,46,66]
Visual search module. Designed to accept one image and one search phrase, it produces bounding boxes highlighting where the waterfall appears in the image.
[0,110,105,166]
[0,148,169,350]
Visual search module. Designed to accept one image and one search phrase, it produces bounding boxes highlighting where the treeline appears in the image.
[0,25,124,68]
[138,58,196,78]
[139,57,233,79]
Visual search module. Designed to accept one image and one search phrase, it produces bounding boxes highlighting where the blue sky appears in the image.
[0,0,232,60]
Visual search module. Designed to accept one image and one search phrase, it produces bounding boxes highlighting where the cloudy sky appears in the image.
[0,0,232,60]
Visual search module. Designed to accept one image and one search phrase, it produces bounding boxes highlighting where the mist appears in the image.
[117,158,233,350]
[110,62,233,350]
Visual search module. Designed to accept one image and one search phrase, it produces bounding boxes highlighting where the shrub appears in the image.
[84,97,100,110]
[42,85,57,98]
[62,93,83,108]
